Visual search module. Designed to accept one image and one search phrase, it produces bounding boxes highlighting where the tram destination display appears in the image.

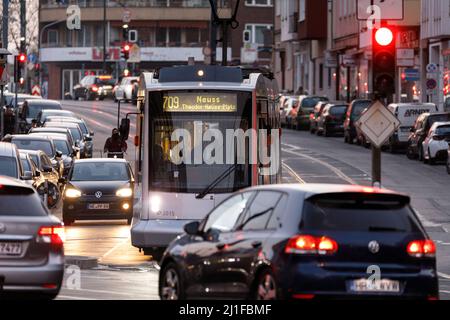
[163,92,237,112]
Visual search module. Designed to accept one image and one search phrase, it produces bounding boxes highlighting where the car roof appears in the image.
[29,133,69,141]
[431,121,450,129]
[74,158,128,164]
[238,183,406,199]
[389,102,436,107]
[18,149,43,156]
[0,142,17,157]
[26,99,61,106]
[46,117,83,123]
[41,109,73,114]
[31,127,69,133]
[45,122,80,128]
[0,176,33,189]
[10,135,52,142]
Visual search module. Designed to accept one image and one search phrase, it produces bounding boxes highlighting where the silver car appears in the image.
[0,176,65,299]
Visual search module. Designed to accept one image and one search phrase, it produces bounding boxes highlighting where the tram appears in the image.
[129,64,280,259]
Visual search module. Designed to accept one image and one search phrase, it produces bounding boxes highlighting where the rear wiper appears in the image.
[196,164,239,199]
[368,226,406,232]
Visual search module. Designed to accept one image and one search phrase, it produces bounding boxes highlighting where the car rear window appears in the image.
[301,97,328,110]
[0,156,18,178]
[330,105,348,116]
[27,104,61,119]
[429,114,450,127]
[300,193,420,233]
[0,188,47,216]
[435,125,450,136]
[12,139,54,157]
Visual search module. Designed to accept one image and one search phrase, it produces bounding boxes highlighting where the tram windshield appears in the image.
[148,90,253,193]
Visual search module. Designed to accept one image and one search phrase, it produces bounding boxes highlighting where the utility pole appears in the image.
[209,0,217,65]
[2,0,8,49]
[102,0,107,73]
[14,0,26,133]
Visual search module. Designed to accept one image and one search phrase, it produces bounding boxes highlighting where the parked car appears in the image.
[114,76,139,102]
[3,93,42,109]
[295,96,329,130]
[3,135,64,179]
[280,96,298,128]
[43,122,86,158]
[0,142,30,181]
[29,127,80,159]
[344,100,372,144]
[0,176,65,300]
[73,75,116,101]
[316,103,349,137]
[159,184,438,300]
[384,103,438,153]
[407,112,450,160]
[62,158,135,226]
[444,96,450,112]
[421,122,450,165]
[309,101,328,134]
[19,151,48,201]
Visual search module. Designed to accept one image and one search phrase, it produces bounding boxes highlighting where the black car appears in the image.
[343,99,372,144]
[73,75,116,101]
[36,109,77,126]
[316,103,348,137]
[407,112,450,160]
[20,149,64,209]
[159,184,438,300]
[19,99,62,131]
[29,127,78,156]
[62,159,135,226]
[309,101,328,134]
[295,96,329,130]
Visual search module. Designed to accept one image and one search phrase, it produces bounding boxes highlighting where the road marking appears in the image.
[282,143,356,184]
[100,236,131,260]
[282,161,306,184]
[57,295,97,300]
[439,272,450,280]
[440,290,450,294]
[64,287,157,298]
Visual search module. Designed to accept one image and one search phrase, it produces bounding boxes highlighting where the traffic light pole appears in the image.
[371,144,382,187]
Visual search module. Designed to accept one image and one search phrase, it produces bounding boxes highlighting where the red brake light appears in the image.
[91,85,98,92]
[18,53,26,63]
[407,240,435,258]
[38,226,65,246]
[285,235,338,255]
[309,113,314,120]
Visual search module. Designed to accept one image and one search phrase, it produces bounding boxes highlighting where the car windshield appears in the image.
[0,156,18,178]
[71,162,129,181]
[301,194,420,232]
[12,139,54,157]
[27,104,61,119]
[330,105,348,118]
[54,140,71,155]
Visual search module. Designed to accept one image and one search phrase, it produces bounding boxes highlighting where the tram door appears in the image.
[257,99,271,185]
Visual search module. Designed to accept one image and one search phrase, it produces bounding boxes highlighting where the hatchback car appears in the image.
[36,109,77,126]
[407,112,450,160]
[73,75,116,100]
[159,184,438,300]
[29,127,78,158]
[62,159,135,226]
[295,96,329,131]
[114,76,139,102]
[316,103,348,137]
[422,122,450,165]
[19,99,63,131]
[344,99,372,144]
[309,101,328,134]
[43,122,86,158]
[0,142,30,181]
[0,176,65,299]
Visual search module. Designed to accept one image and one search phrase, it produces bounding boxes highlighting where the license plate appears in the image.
[349,279,400,293]
[0,242,22,256]
[88,203,110,210]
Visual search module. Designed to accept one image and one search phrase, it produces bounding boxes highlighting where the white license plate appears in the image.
[0,242,22,256]
[88,203,110,210]
[349,279,400,293]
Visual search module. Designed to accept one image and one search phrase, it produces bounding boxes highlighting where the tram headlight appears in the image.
[150,196,161,213]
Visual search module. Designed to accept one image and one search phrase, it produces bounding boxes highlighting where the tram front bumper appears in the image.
[131,218,196,249]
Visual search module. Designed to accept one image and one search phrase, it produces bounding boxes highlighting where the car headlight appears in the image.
[65,188,82,198]
[116,187,133,198]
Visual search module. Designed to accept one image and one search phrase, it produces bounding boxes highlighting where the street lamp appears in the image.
[208,0,241,66]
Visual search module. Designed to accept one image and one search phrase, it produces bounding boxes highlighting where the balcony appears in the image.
[40,0,230,9]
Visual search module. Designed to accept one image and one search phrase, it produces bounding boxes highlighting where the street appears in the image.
[54,99,450,300]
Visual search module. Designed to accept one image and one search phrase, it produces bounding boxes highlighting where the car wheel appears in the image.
[159,262,185,300]
[324,127,330,137]
[344,132,349,143]
[388,141,396,154]
[127,217,132,225]
[296,122,301,130]
[406,146,415,160]
[428,149,436,165]
[418,145,424,162]
[446,162,450,174]
[348,134,354,144]
[253,268,278,300]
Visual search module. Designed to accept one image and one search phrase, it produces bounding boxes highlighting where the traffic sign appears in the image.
[356,101,400,148]
[128,44,141,63]
[122,9,131,23]
[426,63,439,73]
[404,68,420,81]
[426,78,437,90]
[32,85,41,96]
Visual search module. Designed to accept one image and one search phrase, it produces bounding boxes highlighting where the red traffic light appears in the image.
[18,53,26,63]
[123,44,131,52]
[375,27,394,46]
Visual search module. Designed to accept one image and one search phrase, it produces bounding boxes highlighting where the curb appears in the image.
[65,256,98,269]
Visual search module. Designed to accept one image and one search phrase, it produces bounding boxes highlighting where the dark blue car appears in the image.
[159,184,439,300]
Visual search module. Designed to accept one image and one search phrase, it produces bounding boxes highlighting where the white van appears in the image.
[386,103,438,151]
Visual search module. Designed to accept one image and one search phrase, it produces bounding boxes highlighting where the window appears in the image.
[299,0,306,21]
[156,27,167,46]
[319,64,324,90]
[168,28,181,46]
[204,192,254,233]
[245,24,273,45]
[245,0,273,6]
[47,29,59,46]
[267,194,287,229]
[240,191,282,231]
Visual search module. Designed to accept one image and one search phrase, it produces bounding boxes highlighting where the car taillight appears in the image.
[309,113,315,120]
[91,85,98,92]
[38,225,65,246]
[285,235,338,255]
[407,240,436,258]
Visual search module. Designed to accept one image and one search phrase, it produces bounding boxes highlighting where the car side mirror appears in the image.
[120,118,131,141]
[21,171,33,181]
[35,170,41,177]
[90,131,94,136]
[58,177,66,184]
[184,221,200,236]
[43,165,53,173]
[84,135,93,142]
[55,150,63,159]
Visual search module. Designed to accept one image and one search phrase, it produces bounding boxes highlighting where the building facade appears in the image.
[39,0,273,100]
